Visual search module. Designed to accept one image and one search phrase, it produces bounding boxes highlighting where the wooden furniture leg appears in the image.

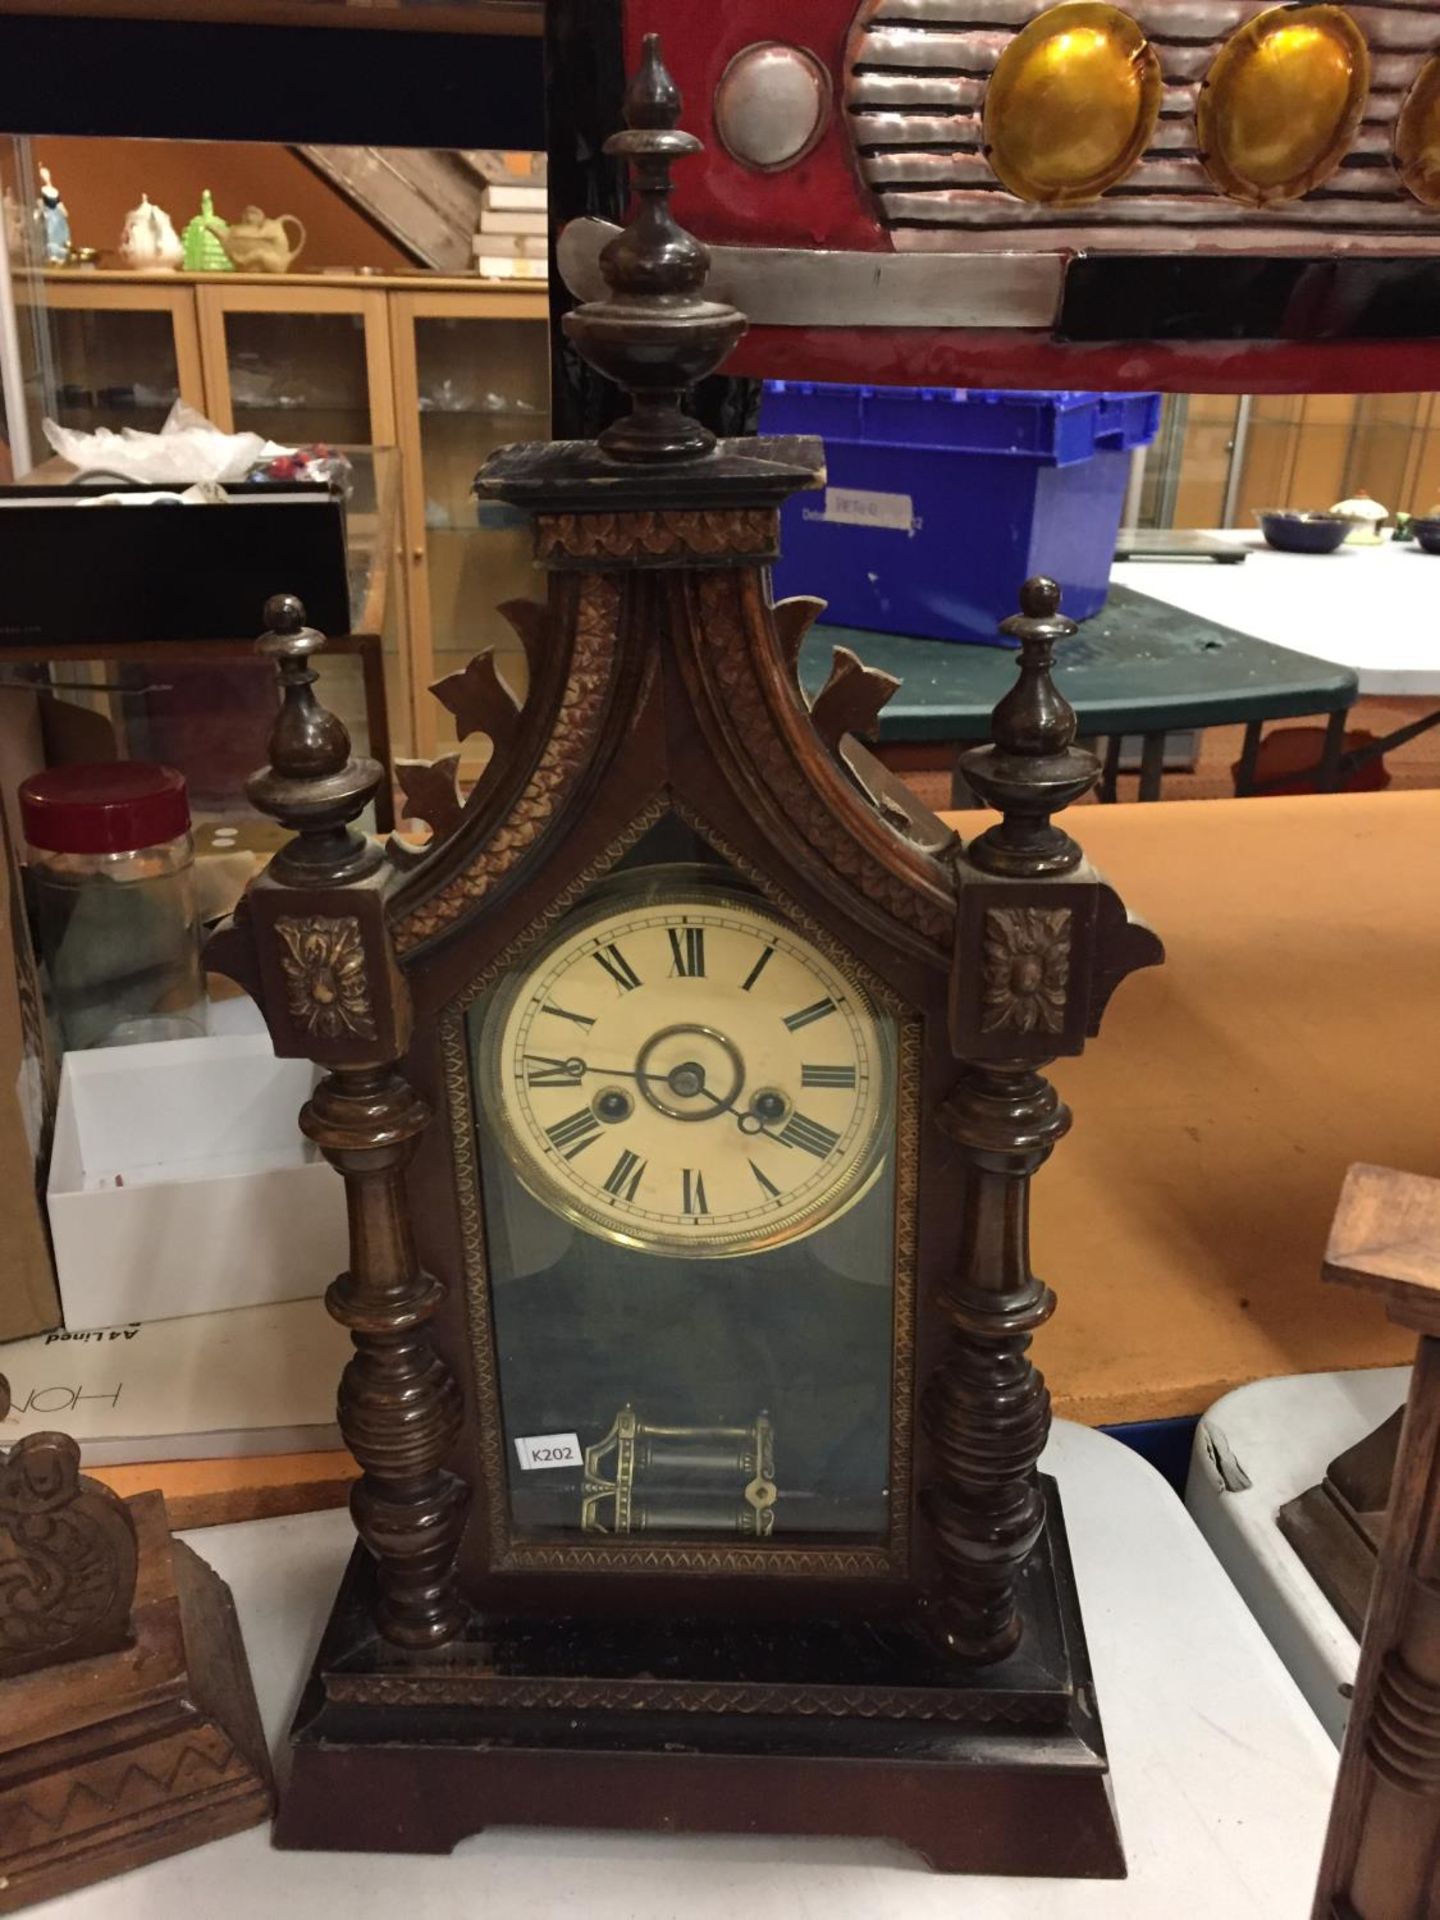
[1313,1164,1440,1919]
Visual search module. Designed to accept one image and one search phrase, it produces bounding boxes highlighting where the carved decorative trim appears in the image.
[326,1670,1062,1727]
[392,572,622,954]
[440,801,920,1583]
[696,569,954,952]
[275,914,376,1042]
[0,1428,136,1678]
[2,1729,242,1851]
[980,907,1072,1036]
[535,508,777,563]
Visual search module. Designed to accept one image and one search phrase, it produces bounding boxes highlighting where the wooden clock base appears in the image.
[0,1491,274,1913]
[276,1480,1123,1878]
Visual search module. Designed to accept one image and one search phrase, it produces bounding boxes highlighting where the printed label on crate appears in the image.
[812,486,916,533]
[515,1431,583,1471]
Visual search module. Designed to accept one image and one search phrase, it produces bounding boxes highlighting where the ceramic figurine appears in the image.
[218,205,307,274]
[181,189,233,272]
[1331,491,1390,545]
[120,192,184,272]
[33,164,71,265]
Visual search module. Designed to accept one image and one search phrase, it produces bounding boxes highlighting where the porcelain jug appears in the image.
[120,194,183,271]
[219,207,307,274]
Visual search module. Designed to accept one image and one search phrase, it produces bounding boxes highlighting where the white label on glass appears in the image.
[822,486,915,532]
[515,1431,583,1471]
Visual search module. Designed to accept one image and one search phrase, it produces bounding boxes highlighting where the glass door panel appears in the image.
[401,301,548,761]
[40,303,188,437]
[219,309,373,445]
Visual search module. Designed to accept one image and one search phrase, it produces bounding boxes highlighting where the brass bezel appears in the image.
[1196,3,1371,208]
[473,868,893,1260]
[1396,52,1440,209]
[983,2,1162,208]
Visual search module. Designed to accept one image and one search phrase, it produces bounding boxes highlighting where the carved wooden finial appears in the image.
[247,592,384,887]
[562,31,747,464]
[959,576,1098,877]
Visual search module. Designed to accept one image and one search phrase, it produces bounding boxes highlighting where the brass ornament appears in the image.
[980,907,1073,1037]
[581,1406,777,1536]
[275,913,377,1042]
[1197,4,1371,208]
[983,2,1162,207]
[1395,52,1440,209]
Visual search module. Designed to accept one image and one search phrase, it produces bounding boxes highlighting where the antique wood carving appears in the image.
[1311,1165,1440,1920]
[222,34,1161,1877]
[0,1376,273,1910]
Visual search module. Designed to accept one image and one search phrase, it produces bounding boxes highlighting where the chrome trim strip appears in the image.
[557,218,1062,328]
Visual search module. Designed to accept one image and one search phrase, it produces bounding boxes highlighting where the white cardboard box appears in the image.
[47,1033,347,1329]
[0,1297,348,1462]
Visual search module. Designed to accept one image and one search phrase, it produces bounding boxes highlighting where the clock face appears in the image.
[479,879,890,1257]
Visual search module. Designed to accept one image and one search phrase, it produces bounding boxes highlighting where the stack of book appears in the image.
[474,177,547,282]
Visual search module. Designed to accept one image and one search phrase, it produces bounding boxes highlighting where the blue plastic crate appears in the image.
[760,382,1161,647]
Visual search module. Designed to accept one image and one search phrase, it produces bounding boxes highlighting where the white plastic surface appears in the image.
[33,1423,1337,1919]
[1186,1367,1410,1744]
[1112,534,1440,695]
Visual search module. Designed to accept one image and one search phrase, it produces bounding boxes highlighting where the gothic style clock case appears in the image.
[220,37,1161,1877]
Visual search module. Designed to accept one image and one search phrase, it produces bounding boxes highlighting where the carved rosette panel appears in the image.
[980,907,1071,1036]
[0,1430,137,1679]
[695,569,954,952]
[275,914,376,1042]
[392,572,622,954]
[535,508,777,564]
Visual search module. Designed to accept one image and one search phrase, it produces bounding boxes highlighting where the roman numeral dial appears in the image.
[481,881,890,1259]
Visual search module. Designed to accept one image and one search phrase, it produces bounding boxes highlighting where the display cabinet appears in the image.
[195,281,394,447]
[25,276,204,437]
[27,271,547,767]
[390,287,548,763]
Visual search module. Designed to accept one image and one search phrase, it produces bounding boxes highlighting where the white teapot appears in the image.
[120,193,183,272]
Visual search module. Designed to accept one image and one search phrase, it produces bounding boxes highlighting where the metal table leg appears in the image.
[1100,735,1123,804]
[1234,720,1263,798]
[1318,708,1349,792]
[1138,732,1166,802]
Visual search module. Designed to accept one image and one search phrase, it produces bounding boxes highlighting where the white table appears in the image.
[1113,534,1440,698]
[34,1421,1337,1920]
[1186,1368,1410,1747]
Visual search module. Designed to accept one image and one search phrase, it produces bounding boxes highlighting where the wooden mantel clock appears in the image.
[219,35,1161,1877]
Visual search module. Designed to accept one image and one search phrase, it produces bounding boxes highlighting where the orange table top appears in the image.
[92,788,1440,1523]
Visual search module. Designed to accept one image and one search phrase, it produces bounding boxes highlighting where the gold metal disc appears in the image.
[1197,4,1371,207]
[983,1,1162,206]
[1396,52,1440,208]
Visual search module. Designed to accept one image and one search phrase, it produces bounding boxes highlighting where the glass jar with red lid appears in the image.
[19,761,204,1050]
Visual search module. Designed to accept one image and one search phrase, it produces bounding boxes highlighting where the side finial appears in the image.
[563,32,747,463]
[959,577,1098,876]
[247,593,383,886]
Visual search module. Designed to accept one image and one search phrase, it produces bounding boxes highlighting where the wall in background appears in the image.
[1167,392,1440,528]
[31,138,408,274]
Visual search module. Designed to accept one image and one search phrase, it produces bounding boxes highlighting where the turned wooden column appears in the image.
[1313,1164,1440,1919]
[925,1060,1068,1658]
[228,594,468,1647]
[924,578,1134,1663]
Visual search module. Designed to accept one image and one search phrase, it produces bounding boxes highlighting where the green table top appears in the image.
[799,583,1359,744]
